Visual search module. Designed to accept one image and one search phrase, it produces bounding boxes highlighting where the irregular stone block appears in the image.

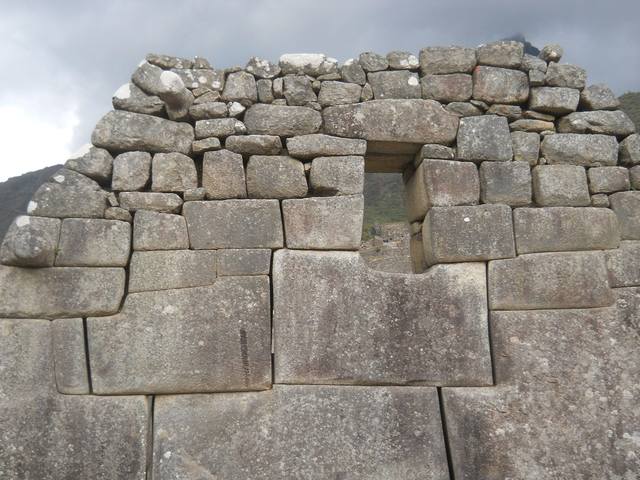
[221,71,257,105]
[28,181,108,218]
[146,53,192,69]
[0,216,60,267]
[283,75,317,106]
[112,151,151,191]
[55,218,131,267]
[92,110,194,154]
[419,46,477,75]
[456,115,513,162]
[545,62,586,89]
[529,86,580,114]
[105,206,132,222]
[202,149,247,199]
[609,191,640,239]
[486,103,522,120]
[51,318,89,394]
[514,207,620,254]
[188,100,227,120]
[88,276,271,394]
[539,43,564,62]
[532,164,590,206]
[282,195,363,250]
[323,99,459,145]
[194,117,245,139]
[274,249,491,385]
[588,166,630,193]
[279,53,338,76]
[65,145,113,184]
[509,119,554,133]
[119,191,182,213]
[246,155,308,199]
[129,250,217,293]
[488,251,614,309]
[225,134,282,155]
[184,200,284,249]
[0,266,125,318]
[541,133,618,167]
[386,50,419,69]
[286,134,367,159]
[368,71,421,99]
[476,40,523,68]
[580,84,620,110]
[479,161,532,206]
[246,56,281,79]
[191,136,221,154]
[421,73,472,102]
[244,104,322,136]
[522,53,547,72]
[112,82,165,116]
[605,241,640,287]
[558,110,636,136]
[446,101,483,117]
[133,210,188,251]
[619,134,640,166]
[315,80,360,106]
[132,62,193,119]
[310,156,364,195]
[415,144,455,162]
[172,68,224,91]
[511,131,540,165]
[422,204,515,265]
[472,66,529,104]
[358,51,388,72]
[340,59,367,85]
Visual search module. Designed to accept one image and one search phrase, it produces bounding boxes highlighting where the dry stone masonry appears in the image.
[1,41,639,478]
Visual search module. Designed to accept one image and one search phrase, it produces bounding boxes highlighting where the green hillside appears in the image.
[619,92,640,130]
[362,173,408,238]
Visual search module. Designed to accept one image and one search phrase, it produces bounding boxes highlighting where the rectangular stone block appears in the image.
[532,164,590,206]
[133,210,189,251]
[128,250,217,292]
[1,216,61,267]
[511,131,540,165]
[488,251,614,310]
[479,161,532,206]
[309,155,364,195]
[273,249,492,386]
[422,204,515,265]
[368,70,422,99]
[217,249,271,276]
[244,104,322,136]
[456,115,513,162]
[286,134,367,159]
[282,195,363,250]
[541,133,618,167]
[119,191,182,213]
[51,318,90,394]
[606,241,640,287]
[419,46,477,75]
[55,218,131,267]
[529,86,579,114]
[0,266,125,318]
[587,166,630,194]
[609,191,640,239]
[152,385,449,480]
[184,200,284,249]
[29,182,108,218]
[202,149,247,199]
[246,155,308,199]
[88,276,271,394]
[421,73,473,103]
[514,207,620,254]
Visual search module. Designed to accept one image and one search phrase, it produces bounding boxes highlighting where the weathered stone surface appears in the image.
[521,53,547,73]
[133,210,188,251]
[340,59,367,85]
[279,53,338,76]
[358,51,388,72]
[286,134,366,159]
[529,69,545,86]
[477,41,523,68]
[591,193,610,207]
[225,134,282,155]
[609,191,640,239]
[545,62,587,89]
[171,68,224,91]
[472,66,529,104]
[446,101,483,117]
[217,249,271,276]
[631,165,640,189]
[112,151,151,191]
[88,276,271,394]
[514,207,620,254]
[132,62,194,120]
[479,161,532,206]
[511,131,540,165]
[456,115,513,162]
[282,75,316,106]
[221,71,257,105]
[619,133,640,166]
[421,74,472,102]
[580,83,620,110]
[202,149,247,199]
[415,144,455,161]
[486,104,522,120]
[509,119,554,133]
[151,152,197,192]
[28,181,108,218]
[368,71,421,99]
[153,385,449,479]
[246,56,281,79]
[405,160,479,221]
[529,86,579,114]
[105,206,132,222]
[386,50,419,69]
[65,145,113,184]
[309,156,364,195]
[532,164,590,206]
[246,155,307,199]
[195,117,245,139]
[256,78,274,102]
[55,218,130,267]
[0,266,125,318]
[605,241,640,287]
[244,103,322,136]
[423,204,515,265]
[323,99,459,145]
[558,110,636,136]
[184,200,284,249]
[588,166,630,193]
[112,82,165,116]
[129,250,217,292]
[188,100,227,120]
[419,46,477,75]
[51,317,89,394]
[282,195,363,250]
[191,136,222,154]
[317,80,362,106]
[539,43,564,62]
[146,53,192,69]
[488,251,613,309]
[119,192,182,213]
[0,216,60,267]
[541,133,618,166]
[92,110,194,154]
[274,249,491,386]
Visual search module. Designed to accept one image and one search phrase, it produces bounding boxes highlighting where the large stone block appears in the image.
[488,251,614,310]
[605,241,640,287]
[282,195,363,250]
[133,210,189,250]
[323,99,459,145]
[619,133,640,166]
[545,62,587,89]
[118,191,183,213]
[65,145,113,184]
[151,152,197,192]
[112,151,151,191]
[29,181,108,218]
[422,204,515,265]
[368,70,421,99]
[580,83,620,110]
[92,110,194,154]
[128,250,217,292]
[587,166,630,193]
[51,317,90,394]
[476,40,523,68]
[609,191,640,239]
[184,200,284,249]
[244,104,322,136]
[0,216,60,267]
[419,46,477,75]
[273,249,491,385]
[529,87,579,114]
[472,66,529,105]
[558,110,636,136]
[202,149,247,199]
[532,164,590,206]
[225,134,282,155]
[0,266,125,318]
[309,155,364,195]
[541,133,618,167]
[479,161,532,206]
[456,115,513,162]
[513,207,620,254]
[55,218,131,267]
[421,73,472,102]
[246,155,308,199]
[317,80,362,106]
[88,276,271,394]
[286,134,367,159]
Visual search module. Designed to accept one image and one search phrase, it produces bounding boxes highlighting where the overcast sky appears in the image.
[0,0,638,181]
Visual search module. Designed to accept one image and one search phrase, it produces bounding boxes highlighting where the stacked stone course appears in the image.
[1,41,639,478]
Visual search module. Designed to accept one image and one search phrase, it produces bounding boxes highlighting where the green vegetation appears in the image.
[619,92,640,131]
[362,173,407,239]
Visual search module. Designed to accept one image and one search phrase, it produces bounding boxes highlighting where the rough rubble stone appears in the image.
[132,62,193,120]
[283,75,317,105]
[28,181,108,219]
[609,191,640,239]
[193,90,222,104]
[528,86,579,114]
[317,81,362,106]
[415,144,455,161]
[225,134,282,155]
[146,53,192,69]
[51,317,90,394]
[541,133,618,166]
[446,102,483,117]
[476,41,523,68]
[386,50,419,69]
[151,152,197,192]
[244,104,322,136]
[631,165,640,189]
[286,134,367,159]
[479,161,532,206]
[521,53,547,72]
[360,83,374,101]
[217,249,271,276]
[580,84,620,110]
[188,101,227,120]
[55,218,131,267]
[112,151,151,191]
[245,56,281,79]
[422,204,515,265]
[246,155,308,199]
[488,251,613,310]
[309,156,364,195]
[92,110,194,154]
[0,216,60,267]
[118,192,182,213]
[105,206,132,222]
[256,78,274,103]
[511,131,540,165]
[112,82,165,116]
[340,59,367,85]
[513,207,620,254]
[274,249,491,385]
[367,71,421,99]
[88,276,271,394]
[279,53,338,76]
[486,104,522,120]
[195,118,246,139]
[532,164,590,206]
[456,115,513,162]
[202,149,247,199]
[282,195,363,250]
[184,200,284,249]
[545,62,587,89]
[358,51,388,72]
[191,136,222,154]
[472,66,529,104]
[65,145,113,184]
[421,74,472,102]
[133,210,188,251]
[171,68,224,91]
[557,110,635,137]
[539,43,564,62]
[419,46,477,75]
[605,241,640,287]
[528,69,545,86]
[591,193,610,207]
[509,119,554,133]
[619,134,640,166]
[588,166,630,193]
[0,266,125,318]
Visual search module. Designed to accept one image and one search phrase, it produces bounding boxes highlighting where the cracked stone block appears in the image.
[55,218,131,267]
[112,151,151,191]
[309,156,364,195]
[118,192,183,213]
[605,241,640,287]
[541,133,618,167]
[152,385,449,480]
[88,276,271,394]
[419,46,477,75]
[217,249,271,276]
[479,161,532,206]
[51,317,89,394]
[532,164,590,206]
[456,115,513,162]
[0,216,61,267]
[202,150,247,199]
[133,210,188,251]
[246,155,308,199]
[368,71,421,99]
[286,134,366,159]
[587,166,630,193]
[151,152,197,192]
[609,191,640,239]
[472,66,529,105]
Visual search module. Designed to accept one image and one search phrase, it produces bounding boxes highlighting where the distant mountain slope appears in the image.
[619,92,640,130]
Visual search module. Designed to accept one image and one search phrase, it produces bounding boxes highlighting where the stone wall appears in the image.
[1,41,639,478]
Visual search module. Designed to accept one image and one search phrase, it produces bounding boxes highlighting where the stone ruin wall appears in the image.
[1,41,640,479]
